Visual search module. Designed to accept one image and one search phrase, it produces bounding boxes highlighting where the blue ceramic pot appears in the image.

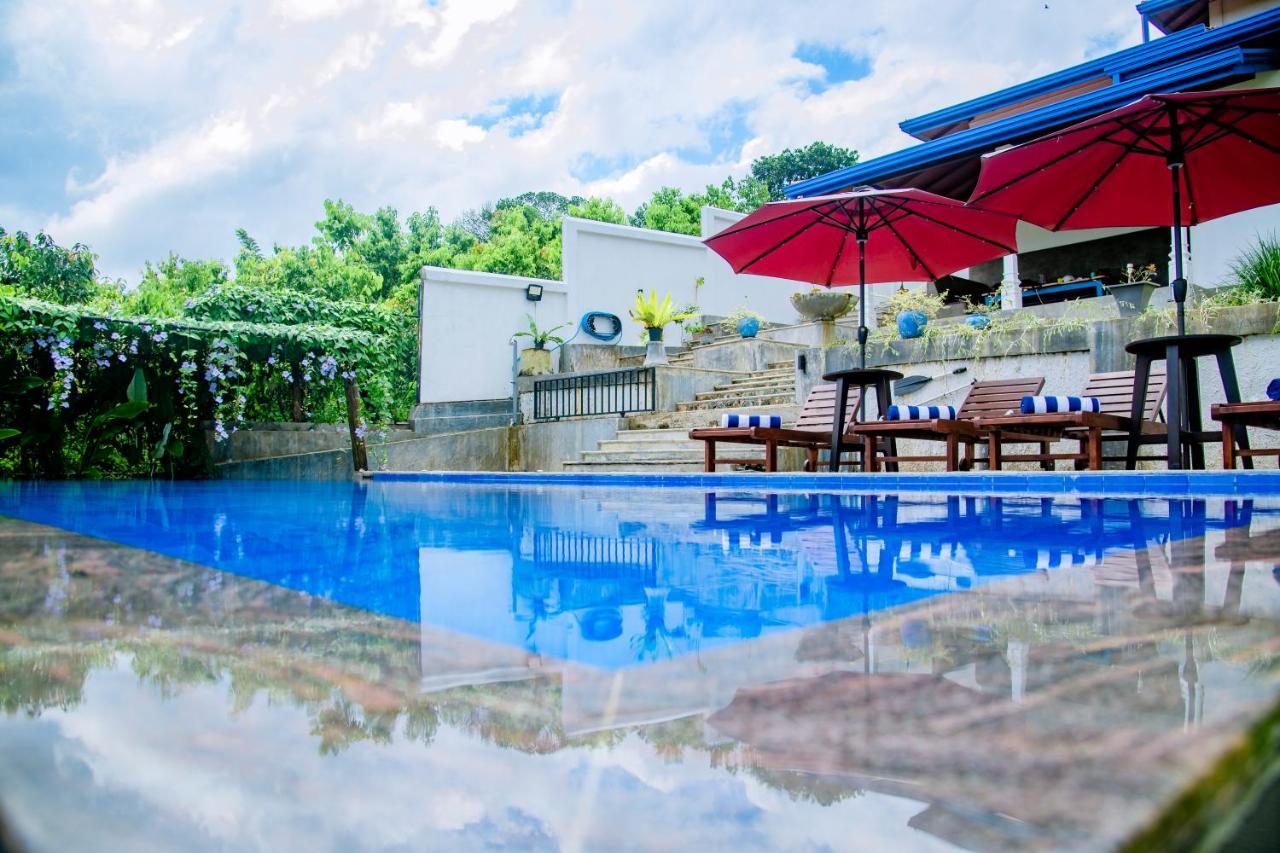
[896,310,928,339]
[737,316,760,338]
[966,313,991,330]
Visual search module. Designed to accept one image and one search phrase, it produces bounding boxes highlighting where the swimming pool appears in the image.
[1,476,1279,850]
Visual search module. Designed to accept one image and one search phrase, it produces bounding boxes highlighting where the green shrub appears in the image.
[1230,233,1280,300]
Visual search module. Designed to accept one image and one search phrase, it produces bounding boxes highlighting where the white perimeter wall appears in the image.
[419,267,567,403]
[420,208,806,404]
[561,210,800,326]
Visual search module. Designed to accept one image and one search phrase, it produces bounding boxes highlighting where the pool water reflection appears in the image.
[0,481,1268,670]
[0,481,1279,851]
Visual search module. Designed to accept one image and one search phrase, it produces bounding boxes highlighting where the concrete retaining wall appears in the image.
[516,417,622,472]
[217,427,512,480]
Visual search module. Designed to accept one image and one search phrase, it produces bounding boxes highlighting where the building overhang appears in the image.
[897,6,1280,142]
[1137,0,1211,36]
[786,8,1280,201]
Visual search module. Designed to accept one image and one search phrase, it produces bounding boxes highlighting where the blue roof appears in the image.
[899,7,1279,141]
[786,8,1280,199]
[1137,1,1209,35]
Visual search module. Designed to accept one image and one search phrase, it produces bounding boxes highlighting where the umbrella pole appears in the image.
[1170,161,1187,336]
[857,235,868,369]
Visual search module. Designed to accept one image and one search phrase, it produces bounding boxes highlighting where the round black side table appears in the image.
[821,367,903,472]
[1124,333,1248,470]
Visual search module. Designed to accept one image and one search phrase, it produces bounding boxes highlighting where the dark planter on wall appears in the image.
[647,327,663,342]
[1110,281,1161,317]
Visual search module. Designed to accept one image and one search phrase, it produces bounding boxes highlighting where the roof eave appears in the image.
[785,47,1276,199]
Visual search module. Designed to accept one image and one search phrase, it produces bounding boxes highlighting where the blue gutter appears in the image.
[785,46,1275,199]
[897,6,1280,141]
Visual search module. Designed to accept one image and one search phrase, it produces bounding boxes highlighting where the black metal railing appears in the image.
[533,367,656,421]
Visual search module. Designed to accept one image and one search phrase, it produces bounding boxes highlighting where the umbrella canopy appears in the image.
[968,87,1280,334]
[705,187,1017,366]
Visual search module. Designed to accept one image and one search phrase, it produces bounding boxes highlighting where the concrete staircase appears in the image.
[564,361,799,472]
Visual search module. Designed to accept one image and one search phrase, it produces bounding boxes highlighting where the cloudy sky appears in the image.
[0,0,1142,283]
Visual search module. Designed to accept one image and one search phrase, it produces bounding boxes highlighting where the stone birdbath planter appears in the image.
[791,290,855,347]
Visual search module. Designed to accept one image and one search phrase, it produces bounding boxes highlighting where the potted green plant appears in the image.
[630,290,696,365]
[879,287,945,339]
[721,306,764,338]
[963,296,995,330]
[513,314,569,376]
[683,319,714,346]
[1109,262,1161,317]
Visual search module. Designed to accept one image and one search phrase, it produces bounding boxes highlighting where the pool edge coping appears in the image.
[366,469,1280,497]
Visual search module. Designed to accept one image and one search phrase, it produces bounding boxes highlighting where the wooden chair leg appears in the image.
[1222,422,1236,470]
[946,434,960,472]
[1086,428,1103,470]
[704,440,716,473]
[987,431,1003,471]
[805,447,817,473]
[1039,441,1053,471]
[864,434,879,472]
[766,441,777,473]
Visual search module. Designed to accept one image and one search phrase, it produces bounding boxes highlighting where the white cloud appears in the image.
[317,31,383,84]
[433,119,487,151]
[0,0,1145,281]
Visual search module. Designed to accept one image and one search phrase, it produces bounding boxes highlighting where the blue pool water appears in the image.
[0,480,1268,669]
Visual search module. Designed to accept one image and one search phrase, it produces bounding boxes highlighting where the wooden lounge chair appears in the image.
[977,369,1168,471]
[691,383,866,472]
[1212,400,1280,469]
[851,377,1045,472]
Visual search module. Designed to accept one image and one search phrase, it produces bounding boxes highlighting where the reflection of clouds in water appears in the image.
[3,660,957,853]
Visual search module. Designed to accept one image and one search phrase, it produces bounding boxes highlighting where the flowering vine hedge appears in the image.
[0,292,413,478]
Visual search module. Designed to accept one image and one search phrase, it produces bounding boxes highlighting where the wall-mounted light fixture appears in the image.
[525,283,544,302]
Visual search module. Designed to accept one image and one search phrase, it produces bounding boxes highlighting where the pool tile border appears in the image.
[370,469,1280,496]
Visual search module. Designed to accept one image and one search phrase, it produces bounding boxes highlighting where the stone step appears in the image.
[578,448,763,464]
[595,439,708,452]
[562,459,706,473]
[615,428,694,439]
[626,404,802,431]
[711,375,794,392]
[697,381,795,400]
[677,392,796,412]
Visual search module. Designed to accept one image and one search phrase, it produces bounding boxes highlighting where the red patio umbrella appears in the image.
[705,188,1018,367]
[968,87,1280,335]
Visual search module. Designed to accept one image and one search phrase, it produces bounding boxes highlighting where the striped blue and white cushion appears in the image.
[1019,395,1101,415]
[719,413,783,429]
[885,404,957,421]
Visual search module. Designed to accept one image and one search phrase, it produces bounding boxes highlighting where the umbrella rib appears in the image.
[879,198,1017,255]
[867,202,939,280]
[708,199,837,240]
[1189,106,1280,156]
[825,201,853,287]
[970,110,1164,204]
[1049,140,1135,231]
[731,216,829,273]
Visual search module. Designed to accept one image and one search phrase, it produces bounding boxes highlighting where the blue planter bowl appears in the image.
[966,313,991,330]
[737,317,760,338]
[896,310,928,339]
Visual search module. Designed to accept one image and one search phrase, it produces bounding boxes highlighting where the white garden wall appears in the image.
[420,208,807,404]
[419,267,567,403]
[561,212,798,325]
